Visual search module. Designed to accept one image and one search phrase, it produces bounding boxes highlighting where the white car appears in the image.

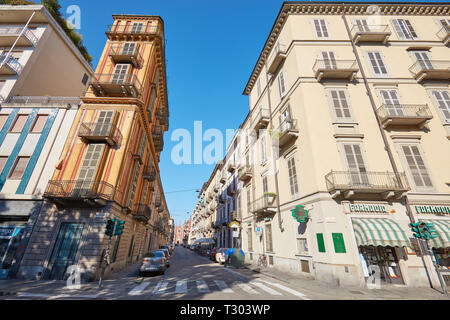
[215,248,227,265]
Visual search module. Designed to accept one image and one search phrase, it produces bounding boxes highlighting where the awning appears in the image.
[352,218,411,249]
[422,219,450,249]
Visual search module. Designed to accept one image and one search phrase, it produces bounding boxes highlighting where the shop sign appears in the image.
[0,227,16,239]
[414,205,450,215]
[232,231,239,238]
[292,205,309,223]
[347,203,389,214]
[229,221,240,228]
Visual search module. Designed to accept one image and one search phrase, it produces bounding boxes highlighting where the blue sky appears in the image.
[57,0,448,226]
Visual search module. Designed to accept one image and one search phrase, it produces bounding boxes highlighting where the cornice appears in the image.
[243,1,450,95]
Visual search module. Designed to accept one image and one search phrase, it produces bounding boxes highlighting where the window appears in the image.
[111,234,121,263]
[367,51,388,77]
[0,156,7,173]
[431,90,450,123]
[265,223,273,252]
[260,134,267,163]
[343,144,368,176]
[256,78,261,97]
[9,156,30,179]
[313,19,329,38]
[380,89,404,116]
[0,114,8,131]
[354,19,370,32]
[122,42,137,55]
[297,238,308,255]
[412,51,433,70]
[82,73,88,85]
[247,227,253,251]
[9,114,28,133]
[131,22,144,34]
[246,187,251,214]
[401,145,433,189]
[329,89,352,120]
[287,156,299,197]
[111,64,130,84]
[321,51,337,69]
[278,69,286,98]
[392,19,418,40]
[30,115,48,133]
[128,235,135,257]
[262,176,268,194]
[78,144,104,181]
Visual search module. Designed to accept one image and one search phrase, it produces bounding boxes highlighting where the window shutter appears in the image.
[432,91,450,122]
[404,20,418,38]
[330,89,351,119]
[391,19,405,39]
[402,145,433,188]
[278,70,286,97]
[112,64,130,84]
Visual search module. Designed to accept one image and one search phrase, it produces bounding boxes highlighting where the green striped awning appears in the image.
[422,219,450,249]
[352,218,411,249]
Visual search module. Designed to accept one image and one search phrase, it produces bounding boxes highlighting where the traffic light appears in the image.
[409,222,422,239]
[105,219,116,237]
[114,219,125,236]
[421,222,439,240]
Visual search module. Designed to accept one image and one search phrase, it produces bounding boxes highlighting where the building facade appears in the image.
[17,14,171,281]
[192,1,450,289]
[0,5,94,279]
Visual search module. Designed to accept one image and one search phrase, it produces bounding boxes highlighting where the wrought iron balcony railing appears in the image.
[0,25,38,46]
[109,43,143,68]
[106,24,162,38]
[409,60,450,82]
[313,59,358,81]
[277,118,298,147]
[350,24,391,44]
[253,107,270,131]
[325,171,410,198]
[78,122,123,147]
[377,104,433,128]
[89,73,142,98]
[132,203,152,222]
[238,165,253,182]
[251,194,277,215]
[44,180,116,203]
[436,25,450,45]
[0,54,23,75]
[267,42,287,74]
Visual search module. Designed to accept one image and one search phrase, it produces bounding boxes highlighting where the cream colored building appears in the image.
[193,1,450,289]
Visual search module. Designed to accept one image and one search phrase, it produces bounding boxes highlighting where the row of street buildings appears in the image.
[189,1,450,289]
[0,4,173,281]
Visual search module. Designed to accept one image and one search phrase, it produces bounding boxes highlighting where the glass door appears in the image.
[380,90,404,117]
[413,51,433,70]
[93,111,114,137]
[111,64,130,84]
[73,144,105,198]
[344,144,370,186]
[322,51,337,69]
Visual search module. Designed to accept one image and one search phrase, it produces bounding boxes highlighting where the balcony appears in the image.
[142,165,156,181]
[0,25,38,47]
[218,195,226,204]
[313,60,358,81]
[409,60,450,82]
[277,118,298,147]
[251,194,277,216]
[44,180,116,206]
[325,171,410,199]
[377,104,433,128]
[227,162,236,173]
[152,125,164,152]
[238,165,253,182]
[227,184,236,197]
[351,24,391,44]
[219,171,227,184]
[253,108,270,131]
[132,203,152,222]
[0,54,23,75]
[78,122,123,147]
[437,25,450,46]
[267,42,287,74]
[106,23,163,41]
[213,183,219,193]
[155,196,162,207]
[89,73,142,98]
[231,210,241,222]
[109,43,143,69]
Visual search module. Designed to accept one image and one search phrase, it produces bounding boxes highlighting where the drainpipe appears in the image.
[341,10,440,291]
[263,58,283,233]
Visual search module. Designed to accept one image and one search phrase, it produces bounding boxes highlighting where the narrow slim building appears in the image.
[18,14,171,281]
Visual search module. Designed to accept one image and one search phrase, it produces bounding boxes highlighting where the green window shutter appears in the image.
[332,233,346,253]
[317,233,325,253]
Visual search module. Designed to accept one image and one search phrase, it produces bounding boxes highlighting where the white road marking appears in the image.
[236,282,260,295]
[214,280,233,293]
[250,282,283,295]
[196,279,210,293]
[175,281,187,294]
[152,281,168,294]
[259,280,311,300]
[17,292,98,299]
[128,282,151,296]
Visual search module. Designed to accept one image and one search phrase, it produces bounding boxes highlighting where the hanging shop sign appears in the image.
[228,221,240,228]
[414,205,450,215]
[292,205,309,223]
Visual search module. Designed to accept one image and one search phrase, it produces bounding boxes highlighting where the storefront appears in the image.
[0,226,26,279]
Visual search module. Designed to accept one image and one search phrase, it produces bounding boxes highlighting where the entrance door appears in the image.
[343,144,370,186]
[46,223,84,280]
[359,245,404,285]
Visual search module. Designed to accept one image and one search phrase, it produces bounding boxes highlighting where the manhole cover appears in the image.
[349,290,364,295]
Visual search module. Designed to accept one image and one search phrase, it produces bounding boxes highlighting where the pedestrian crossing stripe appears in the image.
[250,282,283,295]
[152,281,168,294]
[128,282,151,296]
[214,280,233,293]
[175,280,187,294]
[196,279,210,293]
[259,280,311,300]
[236,282,260,295]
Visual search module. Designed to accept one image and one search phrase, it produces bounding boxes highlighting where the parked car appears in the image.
[190,244,196,250]
[216,248,228,265]
[139,251,166,276]
[160,245,172,255]
[210,247,219,261]
[156,249,170,267]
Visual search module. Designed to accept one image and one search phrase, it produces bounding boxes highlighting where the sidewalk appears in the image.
[225,263,450,300]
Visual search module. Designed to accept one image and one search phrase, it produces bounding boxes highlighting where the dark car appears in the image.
[160,245,172,255]
[156,249,170,267]
[139,251,166,276]
[210,247,219,261]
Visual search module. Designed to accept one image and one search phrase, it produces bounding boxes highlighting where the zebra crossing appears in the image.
[127,278,309,299]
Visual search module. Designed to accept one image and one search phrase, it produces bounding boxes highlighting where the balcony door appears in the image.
[122,42,137,55]
[73,144,105,197]
[355,19,370,32]
[279,106,292,132]
[321,51,337,69]
[343,144,370,186]
[413,51,433,70]
[111,63,130,84]
[93,111,114,137]
[380,90,404,117]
